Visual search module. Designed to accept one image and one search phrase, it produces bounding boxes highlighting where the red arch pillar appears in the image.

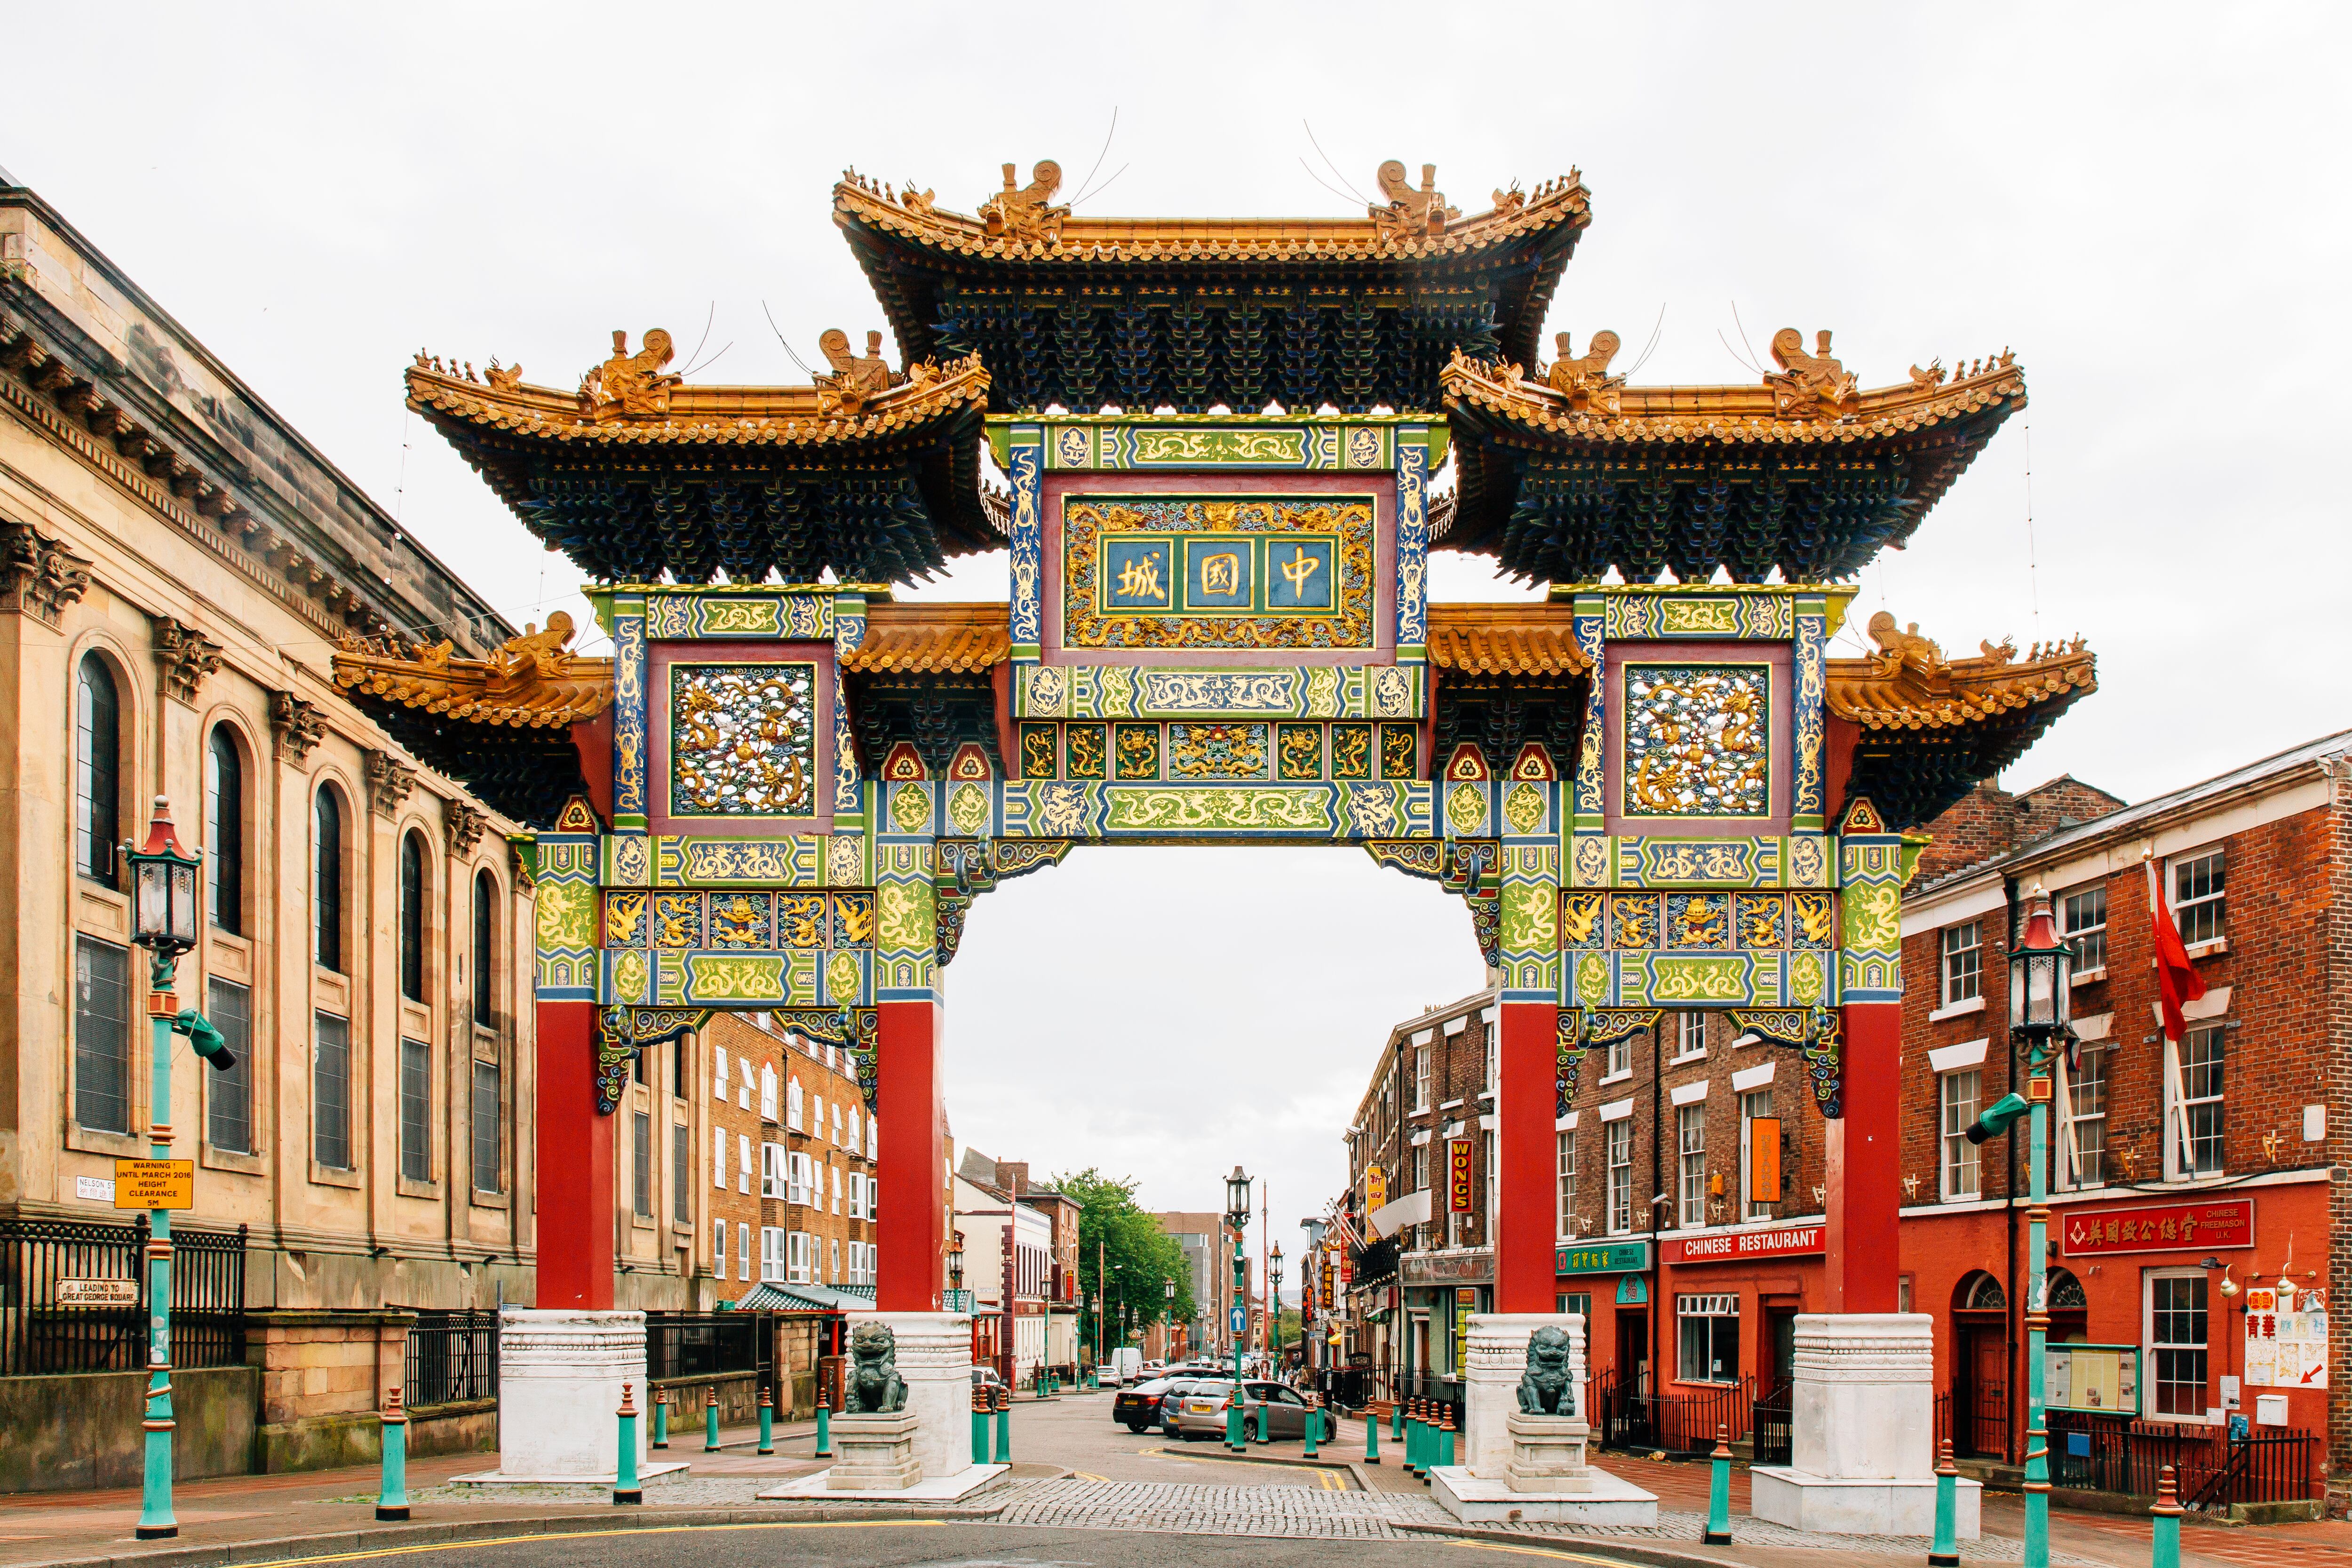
[1827,1000,1902,1313]
[1495,998,1560,1313]
[875,995,946,1313]
[534,1000,614,1309]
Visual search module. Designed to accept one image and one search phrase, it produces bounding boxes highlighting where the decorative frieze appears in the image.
[153,616,223,704]
[0,520,93,629]
[366,750,418,818]
[270,690,328,762]
[448,801,489,855]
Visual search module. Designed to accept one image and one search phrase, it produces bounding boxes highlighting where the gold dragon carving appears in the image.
[1369,160,1461,240]
[1547,330,1627,415]
[979,160,1069,244]
[578,329,683,420]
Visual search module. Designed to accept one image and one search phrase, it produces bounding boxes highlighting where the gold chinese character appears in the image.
[2106,1220,2121,1242]
[2160,1218,2178,1241]
[1200,552,1242,596]
[1279,548,1322,597]
[1117,553,1166,602]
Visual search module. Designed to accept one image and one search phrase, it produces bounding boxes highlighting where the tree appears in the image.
[1053,1168,1199,1356]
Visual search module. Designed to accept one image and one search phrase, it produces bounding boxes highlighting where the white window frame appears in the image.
[713,1218,725,1272]
[1605,1032,1633,1081]
[1672,1011,1707,1063]
[2170,848,2225,950]
[737,1057,753,1110]
[832,1163,842,1214]
[1677,1104,1707,1227]
[761,1225,786,1283]
[1939,1068,1983,1201]
[2055,1044,2109,1191]
[2061,884,2108,979]
[1941,921,1984,1006]
[760,1141,785,1199]
[1739,1088,1776,1221]
[786,1074,803,1131]
[831,1236,842,1282]
[737,1133,752,1194]
[1414,1046,1431,1111]
[832,1101,843,1145]
[2144,1268,2213,1421]
[1676,1293,1741,1385]
[712,1124,725,1189]
[1604,1119,1633,1235]
[2164,1024,2225,1180]
[1556,1129,1576,1239]
[737,1220,750,1282]
[759,1064,777,1122]
[712,1046,728,1101]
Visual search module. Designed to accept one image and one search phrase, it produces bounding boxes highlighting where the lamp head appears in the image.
[1965,1091,2032,1144]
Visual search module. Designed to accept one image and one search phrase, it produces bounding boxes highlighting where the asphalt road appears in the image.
[248,1521,1631,1568]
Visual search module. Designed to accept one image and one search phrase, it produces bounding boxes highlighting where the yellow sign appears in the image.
[114,1159,193,1210]
[1365,1164,1387,1212]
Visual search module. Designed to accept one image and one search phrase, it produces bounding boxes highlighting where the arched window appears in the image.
[398,830,427,1002]
[313,788,343,972]
[74,653,120,887]
[2046,1268,2088,1310]
[1957,1271,2008,1312]
[471,869,496,1028]
[206,726,244,933]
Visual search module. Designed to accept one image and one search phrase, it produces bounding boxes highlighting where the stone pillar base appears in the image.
[489,1308,651,1482]
[1505,1411,1595,1493]
[849,1310,970,1481]
[1749,1312,1979,1539]
[1462,1313,1588,1480]
[828,1412,921,1489]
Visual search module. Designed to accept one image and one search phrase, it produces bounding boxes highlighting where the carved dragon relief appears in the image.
[1369,161,1461,241]
[979,160,1068,244]
[577,329,682,421]
[1546,331,1625,416]
[1764,328,1859,419]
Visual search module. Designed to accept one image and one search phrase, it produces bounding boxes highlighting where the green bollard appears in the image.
[816,1396,832,1458]
[1406,1398,1423,1475]
[1391,1399,1404,1442]
[1365,1409,1381,1465]
[1437,1405,1455,1472]
[1253,1398,1270,1444]
[1303,1394,1319,1458]
[2151,1465,2183,1568]
[651,1389,668,1450]
[704,1387,721,1453]
[757,1386,774,1456]
[994,1386,1012,1463]
[1929,1438,1960,1566]
[376,1386,410,1521]
[614,1383,643,1505]
[971,1388,990,1465]
[1704,1425,1733,1544]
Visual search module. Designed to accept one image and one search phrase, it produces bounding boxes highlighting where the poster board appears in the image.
[2044,1342,2137,1413]
[2242,1289,2329,1390]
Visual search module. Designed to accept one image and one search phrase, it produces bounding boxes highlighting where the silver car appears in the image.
[1165,1378,1336,1442]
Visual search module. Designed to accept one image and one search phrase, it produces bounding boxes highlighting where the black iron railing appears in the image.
[2047,1412,2319,1508]
[0,1216,245,1377]
[645,1310,771,1391]
[1595,1369,1756,1455]
[405,1308,498,1405]
[1754,1379,1793,1465]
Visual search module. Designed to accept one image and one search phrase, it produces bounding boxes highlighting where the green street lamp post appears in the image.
[1965,882,2074,1568]
[125,798,237,1541]
[1223,1166,1252,1450]
[1270,1243,1285,1377]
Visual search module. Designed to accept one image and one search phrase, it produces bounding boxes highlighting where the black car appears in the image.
[1113,1375,1187,1432]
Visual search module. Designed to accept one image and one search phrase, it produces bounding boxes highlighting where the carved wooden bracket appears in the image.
[0,521,93,629]
[270,690,328,762]
[366,750,417,819]
[153,616,224,705]
[447,801,489,856]
[507,838,535,892]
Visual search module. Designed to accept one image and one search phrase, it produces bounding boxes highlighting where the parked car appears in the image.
[1113,1375,1183,1431]
[971,1366,1008,1394]
[1165,1378,1336,1442]
[1094,1363,1119,1388]
[1107,1347,1144,1385]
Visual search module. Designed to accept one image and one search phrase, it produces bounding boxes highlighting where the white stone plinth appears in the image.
[1430,1464,1659,1524]
[1462,1313,1587,1481]
[848,1310,970,1482]
[759,1463,1009,1502]
[1749,1313,1978,1539]
[489,1308,658,1482]
[828,1411,921,1490]
[1505,1411,1594,1494]
[1750,1468,1982,1536]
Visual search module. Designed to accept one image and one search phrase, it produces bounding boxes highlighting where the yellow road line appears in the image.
[1074,1472,1112,1482]
[246,1520,946,1567]
[1448,1540,1657,1567]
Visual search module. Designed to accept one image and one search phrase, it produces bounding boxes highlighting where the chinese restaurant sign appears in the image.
[1557,1240,1653,1275]
[1448,1138,1474,1213]
[2060,1198,2252,1257]
[1661,1223,1824,1265]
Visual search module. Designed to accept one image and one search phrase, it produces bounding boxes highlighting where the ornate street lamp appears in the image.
[1270,1242,1286,1376]
[1963,883,2074,1568]
[123,798,235,1541]
[948,1231,965,1299]
[1222,1167,1251,1448]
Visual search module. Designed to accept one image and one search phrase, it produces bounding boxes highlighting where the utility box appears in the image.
[2255,1393,2289,1427]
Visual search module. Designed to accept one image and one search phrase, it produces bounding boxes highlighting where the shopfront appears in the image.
[1655,1222,1825,1397]
[1401,1249,1491,1377]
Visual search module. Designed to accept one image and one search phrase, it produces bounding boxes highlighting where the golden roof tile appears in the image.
[1827,612,2096,730]
[842,603,1011,675]
[1426,604,1592,677]
[332,611,615,729]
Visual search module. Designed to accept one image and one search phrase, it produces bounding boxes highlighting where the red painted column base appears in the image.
[535,999,614,1310]
[876,996,946,1313]
[1496,997,1560,1313]
[1828,1000,1902,1313]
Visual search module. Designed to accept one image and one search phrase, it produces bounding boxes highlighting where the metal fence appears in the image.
[645,1310,772,1391]
[0,1216,246,1377]
[1753,1379,1794,1465]
[2046,1412,2317,1508]
[1595,1368,1756,1455]
[405,1309,498,1405]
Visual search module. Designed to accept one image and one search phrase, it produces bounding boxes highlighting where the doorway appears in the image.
[1617,1310,1651,1400]
[1759,1303,1798,1395]
[1952,1270,2013,1460]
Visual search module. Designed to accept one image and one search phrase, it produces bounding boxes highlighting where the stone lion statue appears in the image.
[843,1321,906,1414]
[1516,1324,1576,1416]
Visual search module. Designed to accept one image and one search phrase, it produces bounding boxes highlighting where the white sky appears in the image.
[8,3,2346,1244]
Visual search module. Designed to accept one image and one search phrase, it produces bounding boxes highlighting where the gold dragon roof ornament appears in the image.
[333,611,617,729]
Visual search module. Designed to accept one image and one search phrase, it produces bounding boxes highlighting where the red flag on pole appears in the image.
[2145,856,2207,1041]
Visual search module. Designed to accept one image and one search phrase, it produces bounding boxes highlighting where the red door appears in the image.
[1963,1329,2009,1459]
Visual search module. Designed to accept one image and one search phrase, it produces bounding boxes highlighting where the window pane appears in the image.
[2174,852,2225,945]
[633,1111,652,1217]
[314,792,343,972]
[2150,1275,2209,1416]
[2177,1027,2225,1176]
[2066,1047,2107,1186]
[1942,1069,1982,1198]
[2062,886,2106,973]
[73,936,131,1133]
[399,1038,431,1181]
[206,978,253,1154]
[206,728,243,933]
[471,1059,501,1192]
[472,872,495,1027]
[313,1012,351,1168]
[1942,921,1982,1003]
[1677,1104,1707,1226]
[75,655,119,888]
[399,834,425,1002]
[672,1122,691,1223]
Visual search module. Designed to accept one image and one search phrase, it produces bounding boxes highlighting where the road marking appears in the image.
[1073,1472,1112,1482]
[244,1520,948,1566]
[1448,1541,1656,1567]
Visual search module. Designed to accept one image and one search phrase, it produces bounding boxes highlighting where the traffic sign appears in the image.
[1229,1305,1246,1334]
[113,1159,193,1210]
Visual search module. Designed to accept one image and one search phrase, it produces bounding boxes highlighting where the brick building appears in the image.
[951,1148,1075,1381]
[1341,983,1501,1385]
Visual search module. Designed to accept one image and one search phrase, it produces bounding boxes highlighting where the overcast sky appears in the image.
[8,4,2346,1244]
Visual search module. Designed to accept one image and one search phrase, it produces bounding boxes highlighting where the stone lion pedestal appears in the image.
[1429,1313,1658,1525]
[759,1312,1009,1502]
[1750,1314,1980,1537]
[453,1309,690,1486]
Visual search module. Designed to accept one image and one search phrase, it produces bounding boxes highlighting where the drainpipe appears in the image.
[2001,873,2023,1465]
[1649,1021,1664,1400]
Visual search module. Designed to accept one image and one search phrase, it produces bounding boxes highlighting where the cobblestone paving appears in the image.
[1456,1510,2109,1565]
